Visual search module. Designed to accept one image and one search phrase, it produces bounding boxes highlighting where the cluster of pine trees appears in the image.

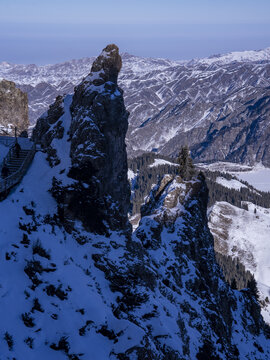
[215,252,253,290]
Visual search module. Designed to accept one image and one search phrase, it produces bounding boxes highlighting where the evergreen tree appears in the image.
[177,145,195,180]
[247,275,259,300]
[230,278,237,290]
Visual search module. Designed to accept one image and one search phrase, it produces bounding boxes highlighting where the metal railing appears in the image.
[0,142,36,194]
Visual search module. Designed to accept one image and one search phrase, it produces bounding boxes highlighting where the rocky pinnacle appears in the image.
[33,45,131,233]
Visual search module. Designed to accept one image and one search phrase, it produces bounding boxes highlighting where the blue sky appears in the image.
[1,0,270,64]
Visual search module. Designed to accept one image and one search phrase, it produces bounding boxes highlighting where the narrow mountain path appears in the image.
[0,138,36,196]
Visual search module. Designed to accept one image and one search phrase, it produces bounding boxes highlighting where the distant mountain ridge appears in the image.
[1,47,270,165]
[190,47,270,65]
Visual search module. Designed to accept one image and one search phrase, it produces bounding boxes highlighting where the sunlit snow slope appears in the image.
[209,201,270,323]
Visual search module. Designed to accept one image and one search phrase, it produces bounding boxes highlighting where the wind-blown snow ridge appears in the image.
[191,47,270,66]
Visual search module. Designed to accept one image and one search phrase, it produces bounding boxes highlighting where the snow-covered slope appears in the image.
[235,166,270,192]
[2,152,269,358]
[209,201,270,324]
[149,158,178,168]
[198,161,270,192]
[191,47,270,66]
[215,177,247,191]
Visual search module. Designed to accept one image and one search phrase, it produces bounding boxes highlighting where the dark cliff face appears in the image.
[32,44,130,234]
[129,174,270,359]
[69,44,130,232]
[0,79,29,135]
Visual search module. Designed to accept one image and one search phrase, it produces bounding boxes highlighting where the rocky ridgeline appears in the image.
[0,46,269,359]
[0,79,29,134]
[33,44,130,234]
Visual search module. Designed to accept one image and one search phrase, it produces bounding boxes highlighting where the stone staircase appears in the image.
[6,149,31,174]
[0,139,36,195]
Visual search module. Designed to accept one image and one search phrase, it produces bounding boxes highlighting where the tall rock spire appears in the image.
[69,44,130,233]
[33,44,130,234]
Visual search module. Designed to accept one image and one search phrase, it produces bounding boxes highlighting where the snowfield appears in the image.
[193,47,270,66]
[198,162,270,192]
[149,158,178,168]
[235,166,270,192]
[209,201,270,324]
[216,176,247,191]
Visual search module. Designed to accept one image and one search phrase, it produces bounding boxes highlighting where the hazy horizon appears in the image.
[1,42,270,67]
[1,0,270,65]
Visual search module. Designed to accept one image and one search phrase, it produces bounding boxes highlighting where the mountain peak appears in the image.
[192,47,270,65]
[87,44,122,86]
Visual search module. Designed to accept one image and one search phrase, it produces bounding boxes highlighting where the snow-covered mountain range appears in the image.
[1,47,270,165]
[190,47,270,65]
[0,54,179,126]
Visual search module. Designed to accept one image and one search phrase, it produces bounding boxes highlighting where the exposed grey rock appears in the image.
[0,79,29,135]
[32,95,64,148]
[67,44,130,233]
[33,45,130,234]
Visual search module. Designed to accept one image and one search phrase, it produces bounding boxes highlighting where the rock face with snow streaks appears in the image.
[33,44,130,233]
[129,173,270,359]
[0,79,29,134]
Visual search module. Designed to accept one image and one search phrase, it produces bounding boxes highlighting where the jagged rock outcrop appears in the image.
[32,44,130,234]
[130,173,270,358]
[0,79,29,135]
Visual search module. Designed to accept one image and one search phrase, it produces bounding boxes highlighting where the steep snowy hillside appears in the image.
[0,45,269,359]
[209,201,270,324]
